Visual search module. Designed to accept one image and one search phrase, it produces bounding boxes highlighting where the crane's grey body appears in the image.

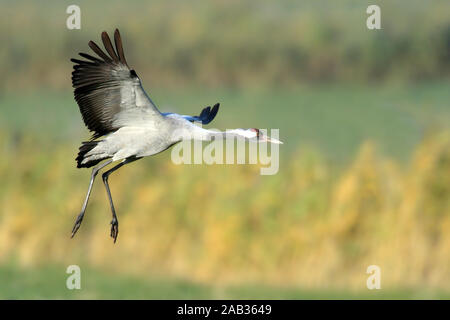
[70,29,281,242]
[80,114,218,165]
[83,120,177,163]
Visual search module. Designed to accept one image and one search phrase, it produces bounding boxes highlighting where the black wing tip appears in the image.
[199,106,211,119]
[113,28,129,67]
[72,30,128,66]
[200,102,220,124]
[211,103,220,114]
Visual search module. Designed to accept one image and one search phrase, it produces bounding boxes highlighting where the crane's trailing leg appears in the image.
[102,157,140,243]
[72,159,113,238]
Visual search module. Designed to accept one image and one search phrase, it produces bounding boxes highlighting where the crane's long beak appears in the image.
[265,136,283,144]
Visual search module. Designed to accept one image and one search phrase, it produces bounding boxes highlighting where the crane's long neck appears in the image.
[181,125,251,142]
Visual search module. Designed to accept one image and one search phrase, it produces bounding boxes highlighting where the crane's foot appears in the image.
[110,218,119,243]
[71,214,84,238]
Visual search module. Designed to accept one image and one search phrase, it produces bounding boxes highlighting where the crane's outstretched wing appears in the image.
[162,103,220,125]
[71,29,162,139]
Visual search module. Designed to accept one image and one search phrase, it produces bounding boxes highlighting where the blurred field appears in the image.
[0,0,449,299]
[0,0,449,89]
[2,83,449,163]
[0,109,449,295]
[2,264,450,299]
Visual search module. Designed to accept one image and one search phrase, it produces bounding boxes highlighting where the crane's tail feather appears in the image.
[76,141,107,168]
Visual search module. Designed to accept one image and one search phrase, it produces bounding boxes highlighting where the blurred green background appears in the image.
[0,0,449,299]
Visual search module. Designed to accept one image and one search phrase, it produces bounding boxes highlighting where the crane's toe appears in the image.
[110,218,119,243]
[71,215,84,238]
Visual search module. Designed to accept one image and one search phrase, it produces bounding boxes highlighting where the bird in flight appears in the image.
[70,29,282,242]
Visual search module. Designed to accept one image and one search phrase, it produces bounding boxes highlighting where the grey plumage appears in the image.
[71,30,162,140]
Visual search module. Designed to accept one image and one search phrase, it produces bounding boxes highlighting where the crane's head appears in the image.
[233,128,283,144]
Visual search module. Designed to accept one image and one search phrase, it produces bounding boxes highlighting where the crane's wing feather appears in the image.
[71,29,162,139]
[162,103,220,125]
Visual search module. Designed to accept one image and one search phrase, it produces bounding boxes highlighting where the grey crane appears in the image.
[70,29,282,242]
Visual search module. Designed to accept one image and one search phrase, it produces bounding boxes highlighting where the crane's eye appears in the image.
[250,128,261,138]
